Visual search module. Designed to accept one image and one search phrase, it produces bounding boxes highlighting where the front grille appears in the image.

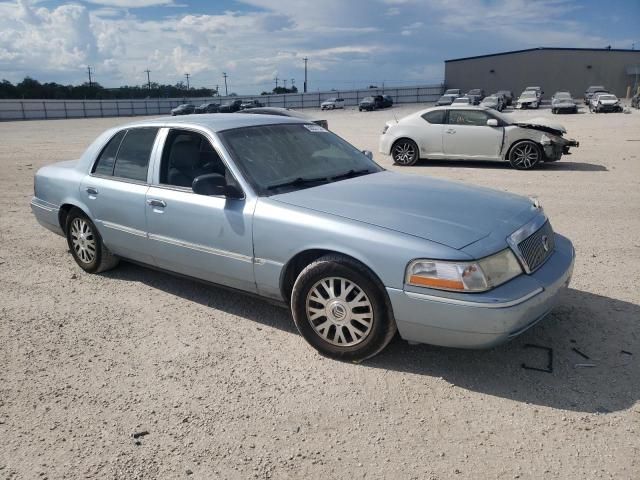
[517,221,555,272]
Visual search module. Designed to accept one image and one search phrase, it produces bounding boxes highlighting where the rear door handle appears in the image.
[445,129,456,134]
[86,187,98,195]
[147,199,167,208]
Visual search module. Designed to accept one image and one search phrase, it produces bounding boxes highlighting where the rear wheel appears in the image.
[66,208,119,273]
[291,254,397,361]
[391,139,419,166]
[508,141,542,170]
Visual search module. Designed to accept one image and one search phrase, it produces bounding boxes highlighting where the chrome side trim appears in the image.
[148,233,253,263]
[101,220,147,238]
[30,199,59,213]
[404,287,544,309]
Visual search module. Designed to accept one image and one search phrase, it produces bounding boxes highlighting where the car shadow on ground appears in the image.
[412,159,608,172]
[104,264,638,414]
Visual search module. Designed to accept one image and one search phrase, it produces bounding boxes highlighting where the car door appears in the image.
[80,127,159,264]
[145,128,257,293]
[415,110,446,158]
[443,109,503,160]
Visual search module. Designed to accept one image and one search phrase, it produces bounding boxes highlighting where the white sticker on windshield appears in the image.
[304,124,327,132]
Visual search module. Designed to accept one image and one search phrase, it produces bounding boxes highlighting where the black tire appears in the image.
[65,208,119,273]
[391,138,419,166]
[290,254,397,362]
[508,141,542,170]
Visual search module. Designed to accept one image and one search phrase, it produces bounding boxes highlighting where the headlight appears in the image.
[406,249,523,292]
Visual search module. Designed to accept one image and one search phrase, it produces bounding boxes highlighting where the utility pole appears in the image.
[184,73,190,90]
[87,65,93,87]
[284,79,287,90]
[274,76,279,89]
[303,57,308,93]
[144,69,151,91]
[223,72,228,96]
[216,84,219,96]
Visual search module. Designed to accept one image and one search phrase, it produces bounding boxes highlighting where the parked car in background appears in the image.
[524,86,543,101]
[551,92,578,114]
[195,102,220,114]
[170,104,195,116]
[443,88,461,97]
[218,99,243,113]
[435,94,457,106]
[465,89,485,104]
[321,98,345,110]
[496,90,514,106]
[515,91,540,109]
[452,96,472,106]
[480,95,503,111]
[589,93,622,113]
[358,95,393,111]
[240,107,328,130]
[31,114,575,360]
[632,93,640,109]
[379,106,578,169]
[240,99,264,110]
[583,85,608,105]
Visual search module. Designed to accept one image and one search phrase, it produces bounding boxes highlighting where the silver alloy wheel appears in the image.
[393,142,416,165]
[70,217,96,264]
[511,142,540,169]
[305,276,374,347]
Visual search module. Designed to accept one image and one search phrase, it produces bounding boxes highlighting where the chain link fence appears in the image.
[0,84,443,121]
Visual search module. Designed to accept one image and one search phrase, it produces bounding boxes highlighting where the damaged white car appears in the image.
[379,106,579,170]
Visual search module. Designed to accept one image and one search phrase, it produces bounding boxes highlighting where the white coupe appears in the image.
[379,106,579,170]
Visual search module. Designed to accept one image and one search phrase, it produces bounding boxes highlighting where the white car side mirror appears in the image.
[486,119,498,127]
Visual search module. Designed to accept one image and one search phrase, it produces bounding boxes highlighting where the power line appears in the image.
[222,72,228,96]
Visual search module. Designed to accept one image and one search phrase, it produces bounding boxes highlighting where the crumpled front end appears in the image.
[540,134,579,161]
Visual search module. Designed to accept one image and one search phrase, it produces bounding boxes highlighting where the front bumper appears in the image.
[386,234,575,349]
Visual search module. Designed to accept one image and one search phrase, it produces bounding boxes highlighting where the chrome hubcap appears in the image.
[512,143,539,168]
[306,277,374,346]
[393,142,416,164]
[70,218,96,264]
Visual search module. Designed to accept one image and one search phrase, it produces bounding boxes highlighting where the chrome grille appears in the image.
[517,221,555,272]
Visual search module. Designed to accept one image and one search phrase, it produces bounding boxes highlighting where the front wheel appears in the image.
[66,209,119,273]
[509,141,542,170]
[291,255,397,361]
[391,139,419,166]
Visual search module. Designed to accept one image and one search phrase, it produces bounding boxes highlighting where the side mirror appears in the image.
[362,150,373,160]
[192,173,243,198]
[486,119,498,127]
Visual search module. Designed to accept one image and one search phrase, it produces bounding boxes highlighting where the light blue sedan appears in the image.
[31,114,574,361]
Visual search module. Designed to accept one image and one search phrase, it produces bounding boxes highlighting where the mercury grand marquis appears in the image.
[31,114,575,361]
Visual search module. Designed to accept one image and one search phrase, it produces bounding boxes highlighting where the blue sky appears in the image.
[0,0,638,93]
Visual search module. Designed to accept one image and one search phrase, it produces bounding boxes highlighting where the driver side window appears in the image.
[160,130,228,189]
[447,110,489,126]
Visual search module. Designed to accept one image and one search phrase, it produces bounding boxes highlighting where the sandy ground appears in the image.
[1,103,639,479]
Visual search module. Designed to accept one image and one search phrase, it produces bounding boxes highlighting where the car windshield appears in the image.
[219,124,383,195]
[598,95,617,101]
[468,89,480,94]
[554,92,571,99]
[483,96,497,102]
[363,97,374,102]
[444,89,458,94]
[588,86,605,93]
[325,98,337,102]
[453,98,468,103]
[521,92,536,98]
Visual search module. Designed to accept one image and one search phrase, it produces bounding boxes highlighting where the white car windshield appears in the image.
[521,92,536,98]
[598,95,617,101]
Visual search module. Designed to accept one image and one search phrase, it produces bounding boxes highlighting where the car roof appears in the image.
[120,112,310,132]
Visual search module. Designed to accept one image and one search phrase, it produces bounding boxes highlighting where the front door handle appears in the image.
[86,187,98,195]
[147,199,167,208]
[445,129,456,134]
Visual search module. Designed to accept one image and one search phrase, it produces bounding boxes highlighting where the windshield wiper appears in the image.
[330,169,372,181]
[266,176,329,190]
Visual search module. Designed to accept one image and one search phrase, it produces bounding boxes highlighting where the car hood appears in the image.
[272,171,537,250]
[512,117,567,134]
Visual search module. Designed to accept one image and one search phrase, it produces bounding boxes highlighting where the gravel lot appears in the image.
[1,104,639,479]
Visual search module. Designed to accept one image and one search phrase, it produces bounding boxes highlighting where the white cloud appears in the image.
[86,0,177,7]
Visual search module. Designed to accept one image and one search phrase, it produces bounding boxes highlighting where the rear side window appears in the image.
[93,130,126,176]
[422,110,446,124]
[113,128,158,182]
